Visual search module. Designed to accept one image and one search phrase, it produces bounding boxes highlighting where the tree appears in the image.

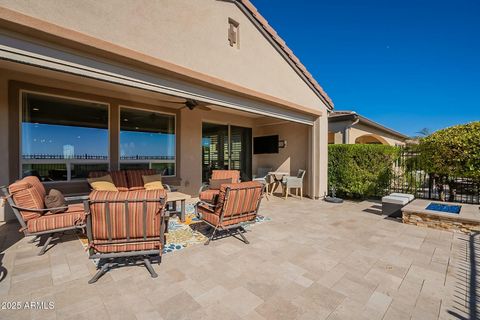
[417,121,480,179]
[416,128,432,137]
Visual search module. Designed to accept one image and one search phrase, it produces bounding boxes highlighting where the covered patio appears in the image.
[0,197,474,320]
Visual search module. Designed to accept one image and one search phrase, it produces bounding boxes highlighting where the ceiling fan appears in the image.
[182,99,212,111]
[156,97,212,111]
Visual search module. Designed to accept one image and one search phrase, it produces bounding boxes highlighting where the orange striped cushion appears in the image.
[125,169,157,188]
[216,181,263,217]
[200,209,256,227]
[8,176,46,221]
[26,204,85,233]
[211,170,240,183]
[199,189,220,203]
[92,239,161,253]
[89,189,166,241]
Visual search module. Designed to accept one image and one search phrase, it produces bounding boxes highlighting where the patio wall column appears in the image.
[109,103,120,170]
[318,114,329,198]
[308,114,328,199]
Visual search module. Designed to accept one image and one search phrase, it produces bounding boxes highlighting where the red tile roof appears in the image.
[237,0,334,110]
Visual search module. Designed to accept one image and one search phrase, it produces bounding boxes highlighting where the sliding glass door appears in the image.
[202,123,252,182]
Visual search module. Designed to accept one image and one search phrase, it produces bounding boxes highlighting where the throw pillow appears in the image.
[143,174,164,190]
[87,175,118,192]
[44,189,67,214]
[209,178,233,190]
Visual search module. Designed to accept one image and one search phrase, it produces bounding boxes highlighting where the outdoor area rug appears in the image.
[78,203,271,261]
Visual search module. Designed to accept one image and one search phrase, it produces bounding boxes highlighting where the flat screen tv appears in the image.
[254,135,279,154]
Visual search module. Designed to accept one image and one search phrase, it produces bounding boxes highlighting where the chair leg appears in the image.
[204,226,218,245]
[236,227,250,244]
[284,186,288,200]
[28,235,40,244]
[88,262,111,284]
[144,257,158,278]
[38,233,54,256]
[300,188,303,200]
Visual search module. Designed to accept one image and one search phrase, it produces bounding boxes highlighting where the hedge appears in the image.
[328,144,401,198]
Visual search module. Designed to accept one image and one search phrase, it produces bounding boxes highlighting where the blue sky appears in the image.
[253,0,480,136]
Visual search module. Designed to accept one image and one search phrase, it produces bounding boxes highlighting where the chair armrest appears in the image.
[198,183,210,194]
[65,195,90,202]
[163,184,172,192]
[196,200,216,209]
[11,205,68,213]
[283,177,303,185]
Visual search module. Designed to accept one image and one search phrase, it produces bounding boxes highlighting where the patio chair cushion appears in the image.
[87,175,118,192]
[143,174,164,190]
[199,189,220,203]
[199,181,262,227]
[8,176,46,221]
[211,170,240,183]
[26,203,85,233]
[89,171,128,189]
[88,189,166,241]
[198,204,256,226]
[209,178,233,190]
[92,239,161,253]
[215,181,263,217]
[126,169,158,188]
[44,189,67,214]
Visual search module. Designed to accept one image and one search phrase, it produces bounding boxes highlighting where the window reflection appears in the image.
[120,107,176,176]
[21,93,109,181]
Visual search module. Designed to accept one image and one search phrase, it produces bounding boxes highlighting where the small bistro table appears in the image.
[166,191,191,222]
[267,171,289,196]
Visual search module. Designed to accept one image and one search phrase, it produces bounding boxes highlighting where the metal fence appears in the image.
[389,149,480,204]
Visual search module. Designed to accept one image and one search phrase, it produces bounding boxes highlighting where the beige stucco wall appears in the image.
[349,124,405,146]
[0,0,327,113]
[328,121,405,146]
[179,108,256,196]
[252,121,309,194]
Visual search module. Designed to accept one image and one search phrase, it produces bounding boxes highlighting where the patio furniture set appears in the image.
[1,169,266,283]
[251,168,306,200]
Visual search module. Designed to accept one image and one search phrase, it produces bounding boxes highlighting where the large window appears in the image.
[120,107,176,176]
[21,93,109,181]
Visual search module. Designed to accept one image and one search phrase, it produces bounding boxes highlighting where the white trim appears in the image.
[0,33,316,126]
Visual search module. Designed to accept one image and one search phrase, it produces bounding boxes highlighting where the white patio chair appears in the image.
[282,169,306,200]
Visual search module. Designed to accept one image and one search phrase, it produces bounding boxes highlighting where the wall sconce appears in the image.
[278,140,287,148]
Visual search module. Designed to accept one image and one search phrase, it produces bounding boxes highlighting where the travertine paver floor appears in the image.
[0,197,477,320]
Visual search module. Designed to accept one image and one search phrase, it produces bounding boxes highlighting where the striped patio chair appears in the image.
[195,181,263,245]
[1,176,87,255]
[84,189,168,284]
[199,170,241,204]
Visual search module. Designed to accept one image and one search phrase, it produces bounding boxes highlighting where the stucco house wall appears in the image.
[348,123,406,146]
[0,0,328,114]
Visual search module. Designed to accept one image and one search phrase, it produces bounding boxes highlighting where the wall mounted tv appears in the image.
[253,135,279,154]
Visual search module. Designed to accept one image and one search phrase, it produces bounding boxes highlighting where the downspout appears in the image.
[343,114,360,144]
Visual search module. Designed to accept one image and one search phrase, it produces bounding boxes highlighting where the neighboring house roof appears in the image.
[329,111,409,140]
[236,0,333,110]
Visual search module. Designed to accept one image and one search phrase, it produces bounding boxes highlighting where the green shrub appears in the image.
[328,144,401,198]
[416,121,480,179]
